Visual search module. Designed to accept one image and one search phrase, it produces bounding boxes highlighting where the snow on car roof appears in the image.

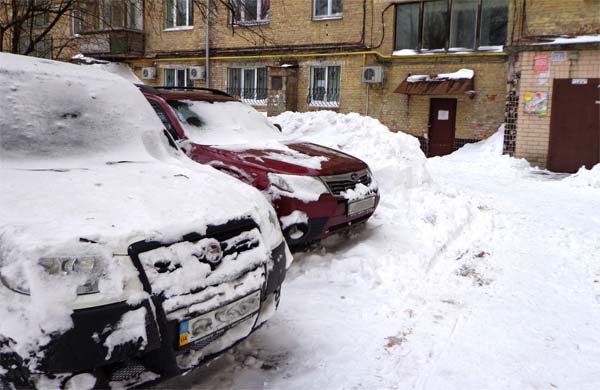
[0,53,164,165]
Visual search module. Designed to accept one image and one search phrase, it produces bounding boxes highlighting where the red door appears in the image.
[547,78,600,173]
[428,98,457,157]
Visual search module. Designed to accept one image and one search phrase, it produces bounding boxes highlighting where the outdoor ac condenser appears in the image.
[142,67,156,80]
[189,66,206,80]
[362,66,384,83]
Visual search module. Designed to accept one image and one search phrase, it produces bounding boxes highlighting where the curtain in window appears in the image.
[314,0,328,17]
[311,67,326,102]
[331,0,343,15]
[165,69,175,87]
[257,68,268,100]
[227,68,242,96]
[327,66,340,103]
[165,0,174,28]
[176,0,187,26]
[260,0,270,20]
[450,0,477,49]
[422,0,448,50]
[394,3,419,50]
[480,0,508,46]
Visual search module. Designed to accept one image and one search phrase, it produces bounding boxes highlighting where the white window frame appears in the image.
[165,0,193,31]
[228,67,268,106]
[313,0,343,20]
[232,0,270,25]
[309,65,341,108]
[164,68,192,88]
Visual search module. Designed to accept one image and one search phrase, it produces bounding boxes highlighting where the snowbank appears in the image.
[432,125,532,177]
[272,111,431,191]
[562,164,600,188]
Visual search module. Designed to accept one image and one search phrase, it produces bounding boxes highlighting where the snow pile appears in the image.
[533,35,600,45]
[432,125,532,177]
[272,110,430,191]
[562,164,600,188]
[103,307,148,360]
[72,53,141,83]
[406,68,474,82]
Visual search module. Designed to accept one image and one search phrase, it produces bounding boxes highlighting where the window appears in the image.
[309,65,340,107]
[479,0,508,47]
[19,36,52,59]
[72,0,142,34]
[227,67,268,106]
[394,0,508,52]
[165,0,193,29]
[164,68,193,88]
[231,0,270,25]
[314,0,343,19]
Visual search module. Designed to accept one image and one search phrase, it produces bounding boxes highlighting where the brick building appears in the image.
[503,0,600,172]
[80,0,513,157]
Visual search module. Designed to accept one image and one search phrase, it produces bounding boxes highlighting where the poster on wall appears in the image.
[524,91,548,116]
[534,54,549,74]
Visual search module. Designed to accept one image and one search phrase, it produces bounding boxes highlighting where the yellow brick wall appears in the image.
[514,50,600,167]
[521,0,600,37]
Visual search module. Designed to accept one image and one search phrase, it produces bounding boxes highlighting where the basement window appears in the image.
[164,68,193,88]
[314,0,343,20]
[309,65,341,108]
[394,0,508,52]
[231,0,270,25]
[165,0,193,29]
[227,67,268,106]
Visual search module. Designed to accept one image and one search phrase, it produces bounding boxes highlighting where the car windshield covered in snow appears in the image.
[167,100,284,146]
[0,56,163,164]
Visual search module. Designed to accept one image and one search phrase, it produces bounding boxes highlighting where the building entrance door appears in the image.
[428,98,457,157]
[547,78,600,173]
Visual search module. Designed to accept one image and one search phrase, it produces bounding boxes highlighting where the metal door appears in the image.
[428,98,457,157]
[548,78,600,173]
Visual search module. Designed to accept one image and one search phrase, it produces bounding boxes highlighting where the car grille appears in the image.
[321,169,372,195]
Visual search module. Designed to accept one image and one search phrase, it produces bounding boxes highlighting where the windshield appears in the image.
[168,100,284,146]
[0,53,164,164]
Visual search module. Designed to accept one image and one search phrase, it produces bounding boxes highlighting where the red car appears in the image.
[140,85,379,249]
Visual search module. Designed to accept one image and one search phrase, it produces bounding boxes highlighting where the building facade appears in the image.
[503,0,600,172]
[72,0,512,157]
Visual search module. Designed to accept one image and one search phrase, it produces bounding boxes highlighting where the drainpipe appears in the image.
[205,0,211,87]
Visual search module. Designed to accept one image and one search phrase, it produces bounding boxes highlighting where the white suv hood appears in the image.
[0,158,276,257]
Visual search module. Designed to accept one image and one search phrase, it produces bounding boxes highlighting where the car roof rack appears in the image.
[154,86,234,97]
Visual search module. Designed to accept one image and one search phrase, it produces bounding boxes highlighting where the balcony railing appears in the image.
[79,29,144,59]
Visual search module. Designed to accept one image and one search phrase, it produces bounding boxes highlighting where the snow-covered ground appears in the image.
[157,113,600,390]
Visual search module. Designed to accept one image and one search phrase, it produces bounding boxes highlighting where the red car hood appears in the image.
[191,142,368,176]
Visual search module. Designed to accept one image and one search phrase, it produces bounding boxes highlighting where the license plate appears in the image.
[179,290,261,347]
[347,196,376,216]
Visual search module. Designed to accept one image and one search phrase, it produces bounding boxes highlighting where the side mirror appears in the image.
[273,123,282,132]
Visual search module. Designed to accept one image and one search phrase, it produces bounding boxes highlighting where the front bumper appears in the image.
[13,240,288,381]
[273,193,380,248]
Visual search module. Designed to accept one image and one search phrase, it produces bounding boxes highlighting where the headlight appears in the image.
[267,173,329,200]
[1,256,105,295]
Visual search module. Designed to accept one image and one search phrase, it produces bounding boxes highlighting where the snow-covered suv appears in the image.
[0,54,290,388]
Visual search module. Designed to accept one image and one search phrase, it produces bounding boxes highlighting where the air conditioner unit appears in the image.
[142,67,156,80]
[362,66,384,83]
[189,66,206,80]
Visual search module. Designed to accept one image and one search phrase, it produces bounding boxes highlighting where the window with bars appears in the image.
[227,67,268,106]
[314,0,343,19]
[165,0,194,29]
[230,0,270,25]
[309,65,341,107]
[164,68,193,88]
[394,0,508,52]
